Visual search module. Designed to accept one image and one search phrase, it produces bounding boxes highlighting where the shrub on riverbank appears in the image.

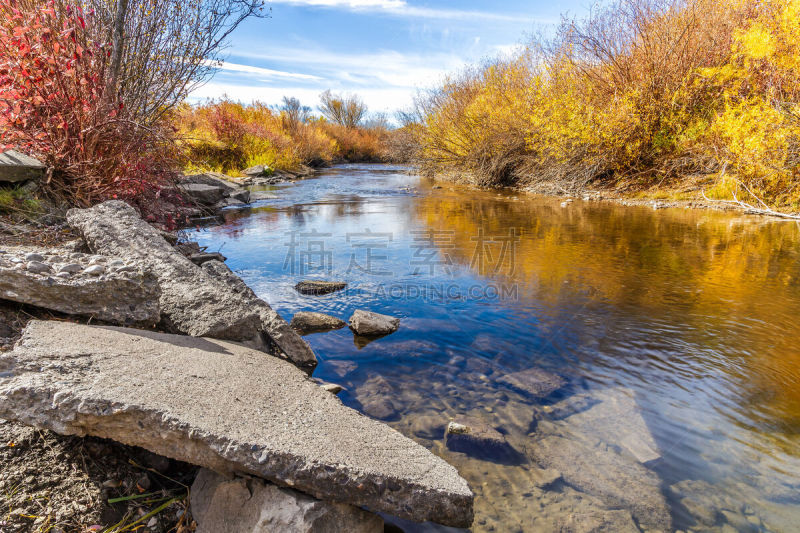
[417,0,800,211]
[0,0,178,211]
[176,99,402,175]
[0,0,263,223]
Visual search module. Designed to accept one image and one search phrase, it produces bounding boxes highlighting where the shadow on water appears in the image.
[189,164,800,532]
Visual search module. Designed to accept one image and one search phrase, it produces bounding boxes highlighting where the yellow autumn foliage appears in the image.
[175,99,398,175]
[418,0,800,211]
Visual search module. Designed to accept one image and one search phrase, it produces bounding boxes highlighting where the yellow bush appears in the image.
[417,0,800,210]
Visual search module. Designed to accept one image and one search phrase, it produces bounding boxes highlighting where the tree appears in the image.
[363,111,390,130]
[319,90,367,128]
[90,0,268,125]
[281,96,312,129]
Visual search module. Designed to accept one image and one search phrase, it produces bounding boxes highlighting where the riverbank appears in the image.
[427,169,800,220]
[415,0,800,217]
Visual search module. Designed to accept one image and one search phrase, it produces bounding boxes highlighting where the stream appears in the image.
[187,164,800,532]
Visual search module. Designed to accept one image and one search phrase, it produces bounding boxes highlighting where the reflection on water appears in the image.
[188,164,800,532]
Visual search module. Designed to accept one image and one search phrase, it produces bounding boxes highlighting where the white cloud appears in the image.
[232,47,464,88]
[273,0,405,7]
[190,46,480,112]
[214,61,324,81]
[268,0,532,21]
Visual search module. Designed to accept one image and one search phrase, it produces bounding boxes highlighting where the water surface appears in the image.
[188,164,800,532]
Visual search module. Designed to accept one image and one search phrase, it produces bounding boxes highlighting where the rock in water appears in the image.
[445,416,519,462]
[0,321,473,527]
[66,201,316,370]
[294,280,347,295]
[529,435,671,531]
[542,393,599,420]
[348,309,400,336]
[497,368,565,397]
[188,252,227,266]
[290,311,347,335]
[557,510,640,533]
[561,387,661,464]
[355,375,399,421]
[191,469,384,533]
[0,251,159,326]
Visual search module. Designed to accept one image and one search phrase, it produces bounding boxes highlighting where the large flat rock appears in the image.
[0,321,473,527]
[179,183,227,206]
[66,201,316,369]
[561,387,660,464]
[0,249,159,325]
[529,435,671,531]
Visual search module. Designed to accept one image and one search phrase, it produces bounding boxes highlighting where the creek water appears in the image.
[187,164,800,532]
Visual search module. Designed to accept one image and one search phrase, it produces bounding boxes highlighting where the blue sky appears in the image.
[190,0,592,115]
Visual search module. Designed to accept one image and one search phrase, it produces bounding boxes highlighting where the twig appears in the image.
[701,188,800,219]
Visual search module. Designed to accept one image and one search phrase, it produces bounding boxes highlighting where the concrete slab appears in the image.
[0,321,473,527]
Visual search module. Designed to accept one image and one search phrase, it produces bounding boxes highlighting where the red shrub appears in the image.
[0,0,179,218]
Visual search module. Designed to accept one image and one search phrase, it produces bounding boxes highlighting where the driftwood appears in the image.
[701,166,800,220]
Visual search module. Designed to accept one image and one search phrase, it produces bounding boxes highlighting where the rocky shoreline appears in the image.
[0,186,472,531]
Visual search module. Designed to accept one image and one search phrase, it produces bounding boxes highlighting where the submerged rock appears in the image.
[497,367,565,398]
[290,311,347,335]
[355,375,399,421]
[0,250,159,326]
[530,467,562,489]
[250,191,279,201]
[191,469,384,533]
[445,416,519,463]
[348,309,400,337]
[0,321,474,527]
[66,202,316,370]
[294,280,347,295]
[562,387,660,464]
[542,393,598,420]
[557,509,640,533]
[410,414,447,440]
[529,435,671,531]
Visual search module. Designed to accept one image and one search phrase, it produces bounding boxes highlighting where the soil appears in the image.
[1,300,200,533]
[0,218,78,248]
[0,420,198,533]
